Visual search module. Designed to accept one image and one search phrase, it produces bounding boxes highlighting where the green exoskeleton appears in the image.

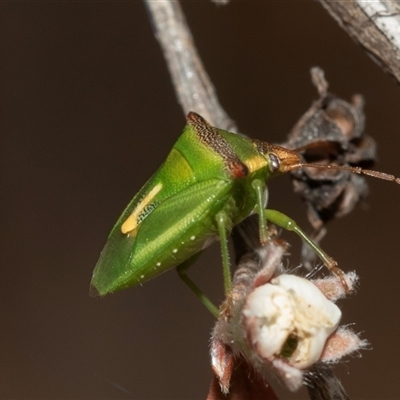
[91,112,399,316]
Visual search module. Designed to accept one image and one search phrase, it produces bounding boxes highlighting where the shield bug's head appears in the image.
[253,138,400,186]
[251,139,304,176]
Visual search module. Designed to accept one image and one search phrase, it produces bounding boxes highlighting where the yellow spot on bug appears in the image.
[173,249,178,253]
[246,155,267,173]
[121,183,162,234]
[156,262,161,267]
[190,236,195,240]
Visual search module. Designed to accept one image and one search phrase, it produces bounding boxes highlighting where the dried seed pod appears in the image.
[282,67,377,266]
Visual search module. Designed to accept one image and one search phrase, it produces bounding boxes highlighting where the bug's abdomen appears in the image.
[91,179,233,295]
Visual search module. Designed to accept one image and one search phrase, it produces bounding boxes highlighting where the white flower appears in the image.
[242,274,341,369]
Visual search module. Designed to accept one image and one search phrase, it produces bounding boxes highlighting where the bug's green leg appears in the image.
[264,209,349,290]
[215,211,233,296]
[177,255,219,318]
[177,210,233,318]
[252,179,269,245]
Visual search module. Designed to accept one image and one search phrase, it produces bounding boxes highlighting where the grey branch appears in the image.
[145,0,236,131]
[319,0,400,84]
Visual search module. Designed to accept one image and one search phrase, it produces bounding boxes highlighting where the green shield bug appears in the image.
[90,112,399,315]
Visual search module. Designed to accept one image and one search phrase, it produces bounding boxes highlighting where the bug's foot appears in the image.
[325,257,351,292]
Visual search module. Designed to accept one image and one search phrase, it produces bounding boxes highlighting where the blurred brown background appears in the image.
[1,2,400,399]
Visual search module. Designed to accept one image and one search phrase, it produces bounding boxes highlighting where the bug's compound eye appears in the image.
[268,153,280,172]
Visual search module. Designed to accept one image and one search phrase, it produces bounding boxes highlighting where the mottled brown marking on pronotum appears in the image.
[186,112,248,178]
[250,138,275,155]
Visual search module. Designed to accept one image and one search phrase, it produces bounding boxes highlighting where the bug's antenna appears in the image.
[285,141,400,184]
[299,162,400,185]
